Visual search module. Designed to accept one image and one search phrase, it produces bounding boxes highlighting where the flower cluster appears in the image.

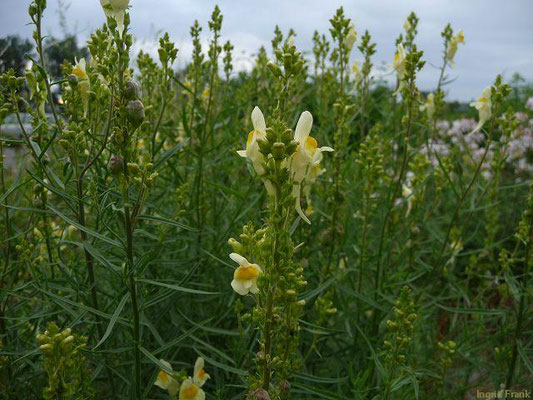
[445,29,465,65]
[237,107,332,225]
[155,357,210,400]
[36,323,93,399]
[470,86,492,133]
[99,0,130,37]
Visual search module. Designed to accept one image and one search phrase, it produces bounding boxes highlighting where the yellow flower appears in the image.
[419,93,435,119]
[290,111,333,224]
[72,58,90,116]
[345,22,357,51]
[99,0,130,37]
[456,29,465,44]
[470,86,492,134]
[193,357,210,387]
[179,379,205,400]
[351,61,363,85]
[392,43,406,86]
[230,253,262,296]
[155,359,180,398]
[402,183,413,217]
[403,18,412,33]
[450,239,463,254]
[287,34,296,48]
[446,29,465,66]
[237,106,267,175]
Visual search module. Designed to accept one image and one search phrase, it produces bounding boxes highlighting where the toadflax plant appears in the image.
[229,38,332,399]
[1,1,533,399]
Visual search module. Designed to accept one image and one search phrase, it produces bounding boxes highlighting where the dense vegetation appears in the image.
[0,1,532,399]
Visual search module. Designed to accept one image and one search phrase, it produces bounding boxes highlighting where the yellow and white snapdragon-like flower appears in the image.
[392,43,407,92]
[72,58,90,116]
[287,34,296,48]
[237,106,267,175]
[403,18,412,33]
[155,359,180,399]
[419,93,435,119]
[446,29,465,66]
[402,183,413,217]
[345,22,357,51]
[290,111,333,224]
[193,357,210,387]
[470,86,492,134]
[179,379,205,400]
[351,61,363,85]
[99,0,130,37]
[230,253,262,296]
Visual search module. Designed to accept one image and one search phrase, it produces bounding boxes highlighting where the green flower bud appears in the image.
[266,62,282,78]
[272,142,285,160]
[228,238,243,253]
[127,162,140,174]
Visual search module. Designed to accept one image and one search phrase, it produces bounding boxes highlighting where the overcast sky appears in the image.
[1,0,532,101]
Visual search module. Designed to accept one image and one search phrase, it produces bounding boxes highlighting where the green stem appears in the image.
[124,193,142,399]
[505,207,532,389]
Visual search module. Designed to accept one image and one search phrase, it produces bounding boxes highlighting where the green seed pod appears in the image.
[124,79,141,100]
[251,388,271,400]
[125,100,145,127]
[109,155,124,175]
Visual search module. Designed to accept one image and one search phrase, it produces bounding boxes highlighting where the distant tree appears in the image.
[44,35,88,80]
[0,35,34,75]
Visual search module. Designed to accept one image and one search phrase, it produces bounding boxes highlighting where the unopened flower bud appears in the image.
[63,335,74,344]
[127,162,140,174]
[281,129,293,143]
[266,62,282,78]
[272,142,285,160]
[39,343,53,352]
[228,238,243,253]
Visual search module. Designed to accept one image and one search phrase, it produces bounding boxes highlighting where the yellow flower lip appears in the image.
[182,384,199,398]
[234,265,260,280]
[72,67,87,80]
[246,130,255,147]
[305,136,318,151]
[157,370,169,386]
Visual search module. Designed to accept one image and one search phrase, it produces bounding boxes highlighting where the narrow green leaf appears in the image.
[48,204,122,248]
[94,293,128,350]
[137,278,218,295]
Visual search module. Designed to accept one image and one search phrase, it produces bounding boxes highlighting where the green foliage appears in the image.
[0,3,532,400]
